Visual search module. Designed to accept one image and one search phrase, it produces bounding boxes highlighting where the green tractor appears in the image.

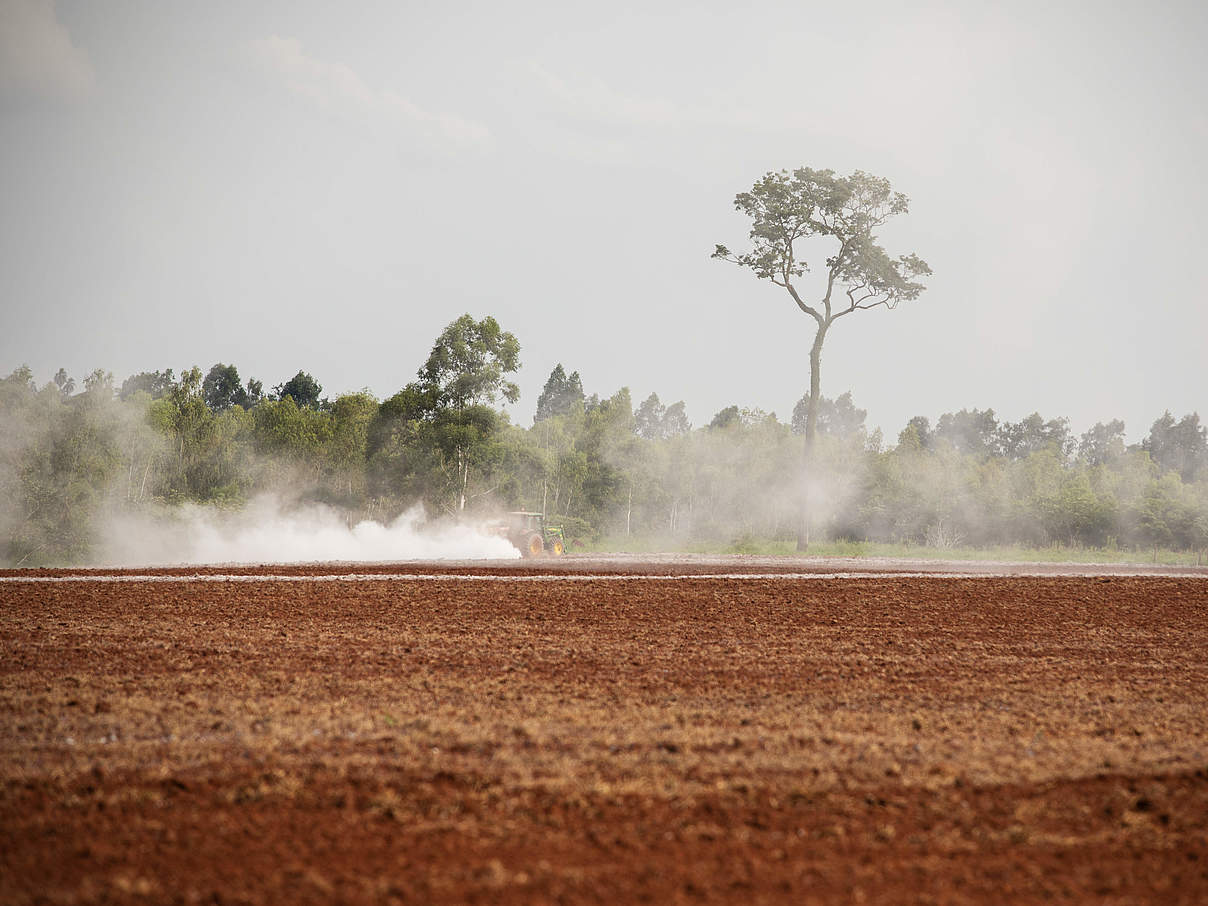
[505,511,565,558]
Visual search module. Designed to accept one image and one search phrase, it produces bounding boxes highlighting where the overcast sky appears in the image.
[2,0,1205,441]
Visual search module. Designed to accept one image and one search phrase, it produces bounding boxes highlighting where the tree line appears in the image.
[2,315,1206,565]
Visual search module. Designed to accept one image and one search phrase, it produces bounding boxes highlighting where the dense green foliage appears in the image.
[2,317,1206,566]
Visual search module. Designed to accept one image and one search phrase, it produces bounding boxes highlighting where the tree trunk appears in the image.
[457,446,468,511]
[138,456,152,502]
[797,321,829,552]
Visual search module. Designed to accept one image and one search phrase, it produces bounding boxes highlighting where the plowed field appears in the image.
[2,563,1207,904]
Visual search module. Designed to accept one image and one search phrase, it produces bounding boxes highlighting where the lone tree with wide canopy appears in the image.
[714,167,930,550]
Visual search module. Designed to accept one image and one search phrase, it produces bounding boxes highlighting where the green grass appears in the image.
[581,535,1207,567]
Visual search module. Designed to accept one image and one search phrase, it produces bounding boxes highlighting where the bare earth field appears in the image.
[2,557,1207,904]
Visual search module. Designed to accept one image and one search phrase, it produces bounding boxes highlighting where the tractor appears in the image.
[503,511,565,558]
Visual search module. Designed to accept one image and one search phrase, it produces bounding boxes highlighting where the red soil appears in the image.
[2,568,1206,904]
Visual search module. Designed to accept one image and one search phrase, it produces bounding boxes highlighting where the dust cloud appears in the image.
[95,498,520,567]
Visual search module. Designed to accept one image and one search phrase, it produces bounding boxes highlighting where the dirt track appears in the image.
[5,552,1207,579]
[3,561,1207,903]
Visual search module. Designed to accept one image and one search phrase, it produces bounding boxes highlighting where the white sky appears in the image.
[2,0,1205,441]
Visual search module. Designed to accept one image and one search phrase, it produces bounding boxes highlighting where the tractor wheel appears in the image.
[526,533,544,557]
[549,538,565,556]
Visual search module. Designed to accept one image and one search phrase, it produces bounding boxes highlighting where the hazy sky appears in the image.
[2,0,1205,441]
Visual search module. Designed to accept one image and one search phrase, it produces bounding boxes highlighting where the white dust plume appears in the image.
[96,498,520,566]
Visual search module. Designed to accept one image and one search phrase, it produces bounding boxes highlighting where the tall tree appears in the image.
[709,405,741,430]
[417,314,521,511]
[203,363,246,411]
[792,391,867,439]
[634,393,667,440]
[52,368,75,398]
[714,167,929,549]
[634,393,692,441]
[934,408,999,456]
[1078,419,1126,467]
[662,401,691,438]
[275,371,323,409]
[1143,412,1207,483]
[534,364,584,422]
[576,388,634,526]
[244,378,264,407]
[897,416,933,451]
[419,315,520,411]
[322,393,378,502]
[996,413,1072,461]
[119,369,175,401]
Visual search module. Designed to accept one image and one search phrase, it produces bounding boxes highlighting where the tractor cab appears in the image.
[504,511,565,558]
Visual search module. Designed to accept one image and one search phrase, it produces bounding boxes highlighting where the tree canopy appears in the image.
[535,364,584,422]
[713,168,930,320]
[2,355,1206,566]
[203,364,245,411]
[1143,412,1207,482]
[793,391,867,439]
[119,369,175,401]
[636,393,691,440]
[275,371,322,409]
[418,314,520,410]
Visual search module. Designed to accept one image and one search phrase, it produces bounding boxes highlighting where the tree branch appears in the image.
[467,485,499,501]
[821,238,851,321]
[854,296,897,311]
[834,291,896,318]
[785,282,824,324]
[832,283,893,319]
